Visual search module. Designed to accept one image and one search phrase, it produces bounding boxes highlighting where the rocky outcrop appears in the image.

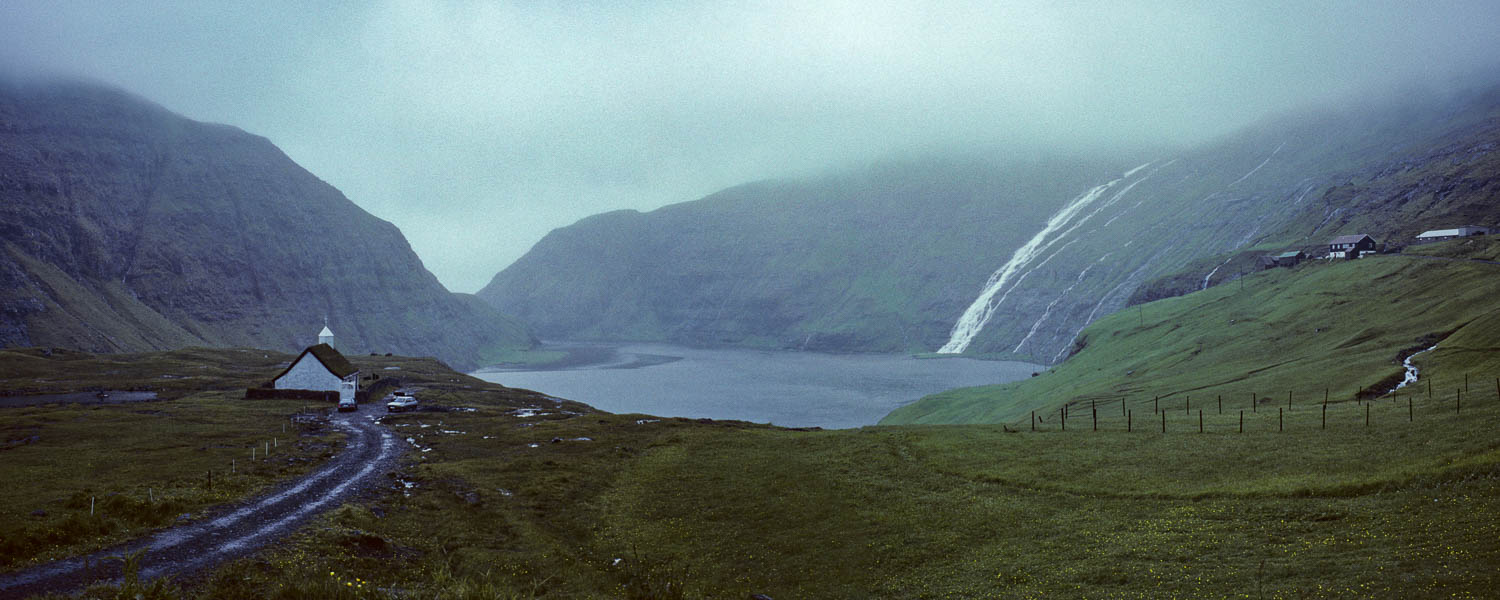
[0,80,533,369]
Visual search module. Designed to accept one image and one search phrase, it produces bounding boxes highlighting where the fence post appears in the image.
[1186,396,1190,415]
[1218,394,1222,414]
[1465,373,1469,393]
[1161,409,1166,433]
[1239,410,1244,433]
[1279,408,1283,432]
[1428,379,1432,399]
[1122,397,1126,418]
[1093,408,1097,432]
[1154,395,1159,413]
[1032,411,1036,432]
[1322,404,1326,430]
[1128,410,1132,432]
[1457,389,1462,414]
[1252,392,1257,413]
[1061,407,1066,431]
[1199,410,1203,433]
[1288,391,1292,411]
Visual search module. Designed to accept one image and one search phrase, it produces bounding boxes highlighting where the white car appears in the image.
[386,392,418,412]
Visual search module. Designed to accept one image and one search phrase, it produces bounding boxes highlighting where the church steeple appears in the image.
[318,316,335,348]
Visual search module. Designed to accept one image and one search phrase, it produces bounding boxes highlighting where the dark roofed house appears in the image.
[273,342,359,403]
[1328,234,1376,258]
[1273,251,1307,267]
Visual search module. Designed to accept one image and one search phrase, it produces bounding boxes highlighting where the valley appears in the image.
[3,9,1500,596]
[2,340,1498,598]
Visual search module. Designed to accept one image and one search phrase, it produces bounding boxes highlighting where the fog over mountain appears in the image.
[4,2,1500,292]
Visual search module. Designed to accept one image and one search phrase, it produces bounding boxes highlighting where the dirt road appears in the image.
[0,409,402,597]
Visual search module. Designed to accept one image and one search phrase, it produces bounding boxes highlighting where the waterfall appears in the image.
[937,162,1152,354]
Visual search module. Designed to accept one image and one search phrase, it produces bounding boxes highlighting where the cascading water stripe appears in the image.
[1391,343,1439,393]
[1227,141,1285,188]
[939,161,1154,354]
[1011,254,1108,354]
[937,180,1121,354]
[1051,244,1175,364]
[1202,256,1233,290]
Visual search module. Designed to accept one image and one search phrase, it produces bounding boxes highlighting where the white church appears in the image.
[271,324,359,403]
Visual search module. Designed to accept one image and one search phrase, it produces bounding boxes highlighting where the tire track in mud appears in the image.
[0,410,402,598]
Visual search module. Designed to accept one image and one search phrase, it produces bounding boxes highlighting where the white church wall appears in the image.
[274,355,343,391]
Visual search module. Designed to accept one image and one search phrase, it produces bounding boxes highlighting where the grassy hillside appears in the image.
[885,236,1500,426]
[8,346,1500,598]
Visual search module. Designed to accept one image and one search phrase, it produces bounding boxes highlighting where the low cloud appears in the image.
[4,1,1500,291]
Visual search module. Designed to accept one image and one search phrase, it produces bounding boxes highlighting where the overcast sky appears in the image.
[4,1,1500,292]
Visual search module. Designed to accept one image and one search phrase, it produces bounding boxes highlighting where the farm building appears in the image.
[1327,234,1376,258]
[272,342,359,404]
[1270,251,1307,267]
[1414,226,1491,243]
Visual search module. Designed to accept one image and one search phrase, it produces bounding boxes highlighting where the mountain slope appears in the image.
[480,83,1500,361]
[883,237,1500,424]
[0,80,534,369]
[479,157,1130,352]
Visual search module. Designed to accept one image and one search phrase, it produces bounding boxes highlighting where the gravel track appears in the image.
[0,409,402,598]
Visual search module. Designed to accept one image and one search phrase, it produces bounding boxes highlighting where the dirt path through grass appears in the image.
[0,409,402,597]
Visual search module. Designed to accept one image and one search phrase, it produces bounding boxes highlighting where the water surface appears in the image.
[473,343,1039,429]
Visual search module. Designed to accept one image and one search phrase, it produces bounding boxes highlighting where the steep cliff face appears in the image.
[478,157,1131,352]
[0,81,533,369]
[479,83,1500,362]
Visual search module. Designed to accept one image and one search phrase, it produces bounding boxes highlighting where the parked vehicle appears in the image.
[386,392,418,412]
[337,396,357,412]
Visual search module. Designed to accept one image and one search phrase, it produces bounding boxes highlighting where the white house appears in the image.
[1415,226,1491,243]
[272,343,359,403]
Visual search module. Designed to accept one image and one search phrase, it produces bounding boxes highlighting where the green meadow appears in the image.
[6,240,1500,598]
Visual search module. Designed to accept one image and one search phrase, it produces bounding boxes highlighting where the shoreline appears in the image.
[479,341,1040,374]
[477,343,685,373]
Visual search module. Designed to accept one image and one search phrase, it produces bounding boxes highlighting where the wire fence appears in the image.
[1022,375,1497,434]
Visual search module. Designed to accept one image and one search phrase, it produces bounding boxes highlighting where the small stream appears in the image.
[1391,343,1439,393]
